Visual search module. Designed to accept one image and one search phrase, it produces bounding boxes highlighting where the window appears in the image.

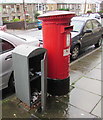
[92,20,101,29]
[36,4,42,11]
[16,5,20,12]
[18,16,20,19]
[39,4,42,11]
[43,5,45,11]
[2,17,9,22]
[12,16,15,19]
[71,20,85,32]
[11,5,14,8]
[3,5,6,8]
[11,5,15,13]
[0,38,14,53]
[3,5,7,14]
[36,4,38,11]
[83,20,93,32]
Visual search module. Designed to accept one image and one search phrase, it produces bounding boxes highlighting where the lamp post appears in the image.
[84,0,87,13]
[23,0,26,29]
[0,4,3,26]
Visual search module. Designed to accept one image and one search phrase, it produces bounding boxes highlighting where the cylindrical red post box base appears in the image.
[47,77,70,96]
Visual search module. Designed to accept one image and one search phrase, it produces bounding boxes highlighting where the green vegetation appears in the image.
[58,8,70,11]
[13,18,20,22]
[98,10,103,13]
[34,12,40,19]
[87,10,92,13]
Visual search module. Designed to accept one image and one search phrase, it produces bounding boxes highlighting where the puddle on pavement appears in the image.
[31,86,76,118]
[34,95,70,118]
[33,93,96,118]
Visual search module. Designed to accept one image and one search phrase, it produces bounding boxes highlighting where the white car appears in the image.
[81,13,101,23]
[0,30,39,91]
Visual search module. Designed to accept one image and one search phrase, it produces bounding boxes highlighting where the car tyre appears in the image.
[95,38,102,48]
[38,28,41,30]
[71,45,80,60]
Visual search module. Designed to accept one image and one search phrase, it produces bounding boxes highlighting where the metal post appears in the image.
[84,0,87,13]
[23,0,26,29]
[41,52,47,112]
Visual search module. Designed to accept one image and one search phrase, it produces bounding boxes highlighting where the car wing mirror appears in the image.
[84,30,92,34]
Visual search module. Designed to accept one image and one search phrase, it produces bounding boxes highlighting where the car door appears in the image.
[81,20,94,48]
[0,38,14,90]
[91,19,102,45]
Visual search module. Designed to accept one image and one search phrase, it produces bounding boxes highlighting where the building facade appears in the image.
[0,0,100,23]
[0,4,3,25]
[100,1,103,11]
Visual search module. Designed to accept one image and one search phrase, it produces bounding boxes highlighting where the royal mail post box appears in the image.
[38,11,75,95]
[12,44,47,107]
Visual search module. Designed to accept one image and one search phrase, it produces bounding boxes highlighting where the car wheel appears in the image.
[8,73,15,92]
[71,45,80,60]
[95,38,102,48]
[38,28,41,30]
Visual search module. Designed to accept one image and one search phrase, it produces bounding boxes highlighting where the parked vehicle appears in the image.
[0,30,39,90]
[37,20,42,30]
[70,16,103,60]
[39,16,103,60]
[81,13,101,23]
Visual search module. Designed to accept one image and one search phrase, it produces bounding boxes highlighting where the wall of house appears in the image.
[0,4,3,25]
[46,4,57,11]
[1,1,98,23]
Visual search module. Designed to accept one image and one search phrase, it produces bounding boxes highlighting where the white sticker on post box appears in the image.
[66,34,70,47]
[63,48,70,56]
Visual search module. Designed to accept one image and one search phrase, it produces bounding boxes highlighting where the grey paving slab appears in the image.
[66,105,96,118]
[79,54,101,63]
[71,58,101,74]
[34,96,96,118]
[95,63,102,70]
[70,70,83,85]
[75,77,101,96]
[91,98,102,118]
[70,63,92,74]
[84,68,101,81]
[69,88,101,113]
[89,48,102,57]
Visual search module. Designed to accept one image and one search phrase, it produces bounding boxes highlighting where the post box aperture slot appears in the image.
[64,26,73,32]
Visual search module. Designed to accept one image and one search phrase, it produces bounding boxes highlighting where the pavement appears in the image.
[1,29,103,119]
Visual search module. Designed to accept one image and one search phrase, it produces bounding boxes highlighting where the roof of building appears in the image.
[0,0,102,4]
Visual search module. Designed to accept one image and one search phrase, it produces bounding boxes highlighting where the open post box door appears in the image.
[12,44,47,107]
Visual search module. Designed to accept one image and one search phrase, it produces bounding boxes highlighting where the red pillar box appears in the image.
[38,11,75,96]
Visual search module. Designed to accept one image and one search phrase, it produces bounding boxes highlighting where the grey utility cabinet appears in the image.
[12,44,47,107]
